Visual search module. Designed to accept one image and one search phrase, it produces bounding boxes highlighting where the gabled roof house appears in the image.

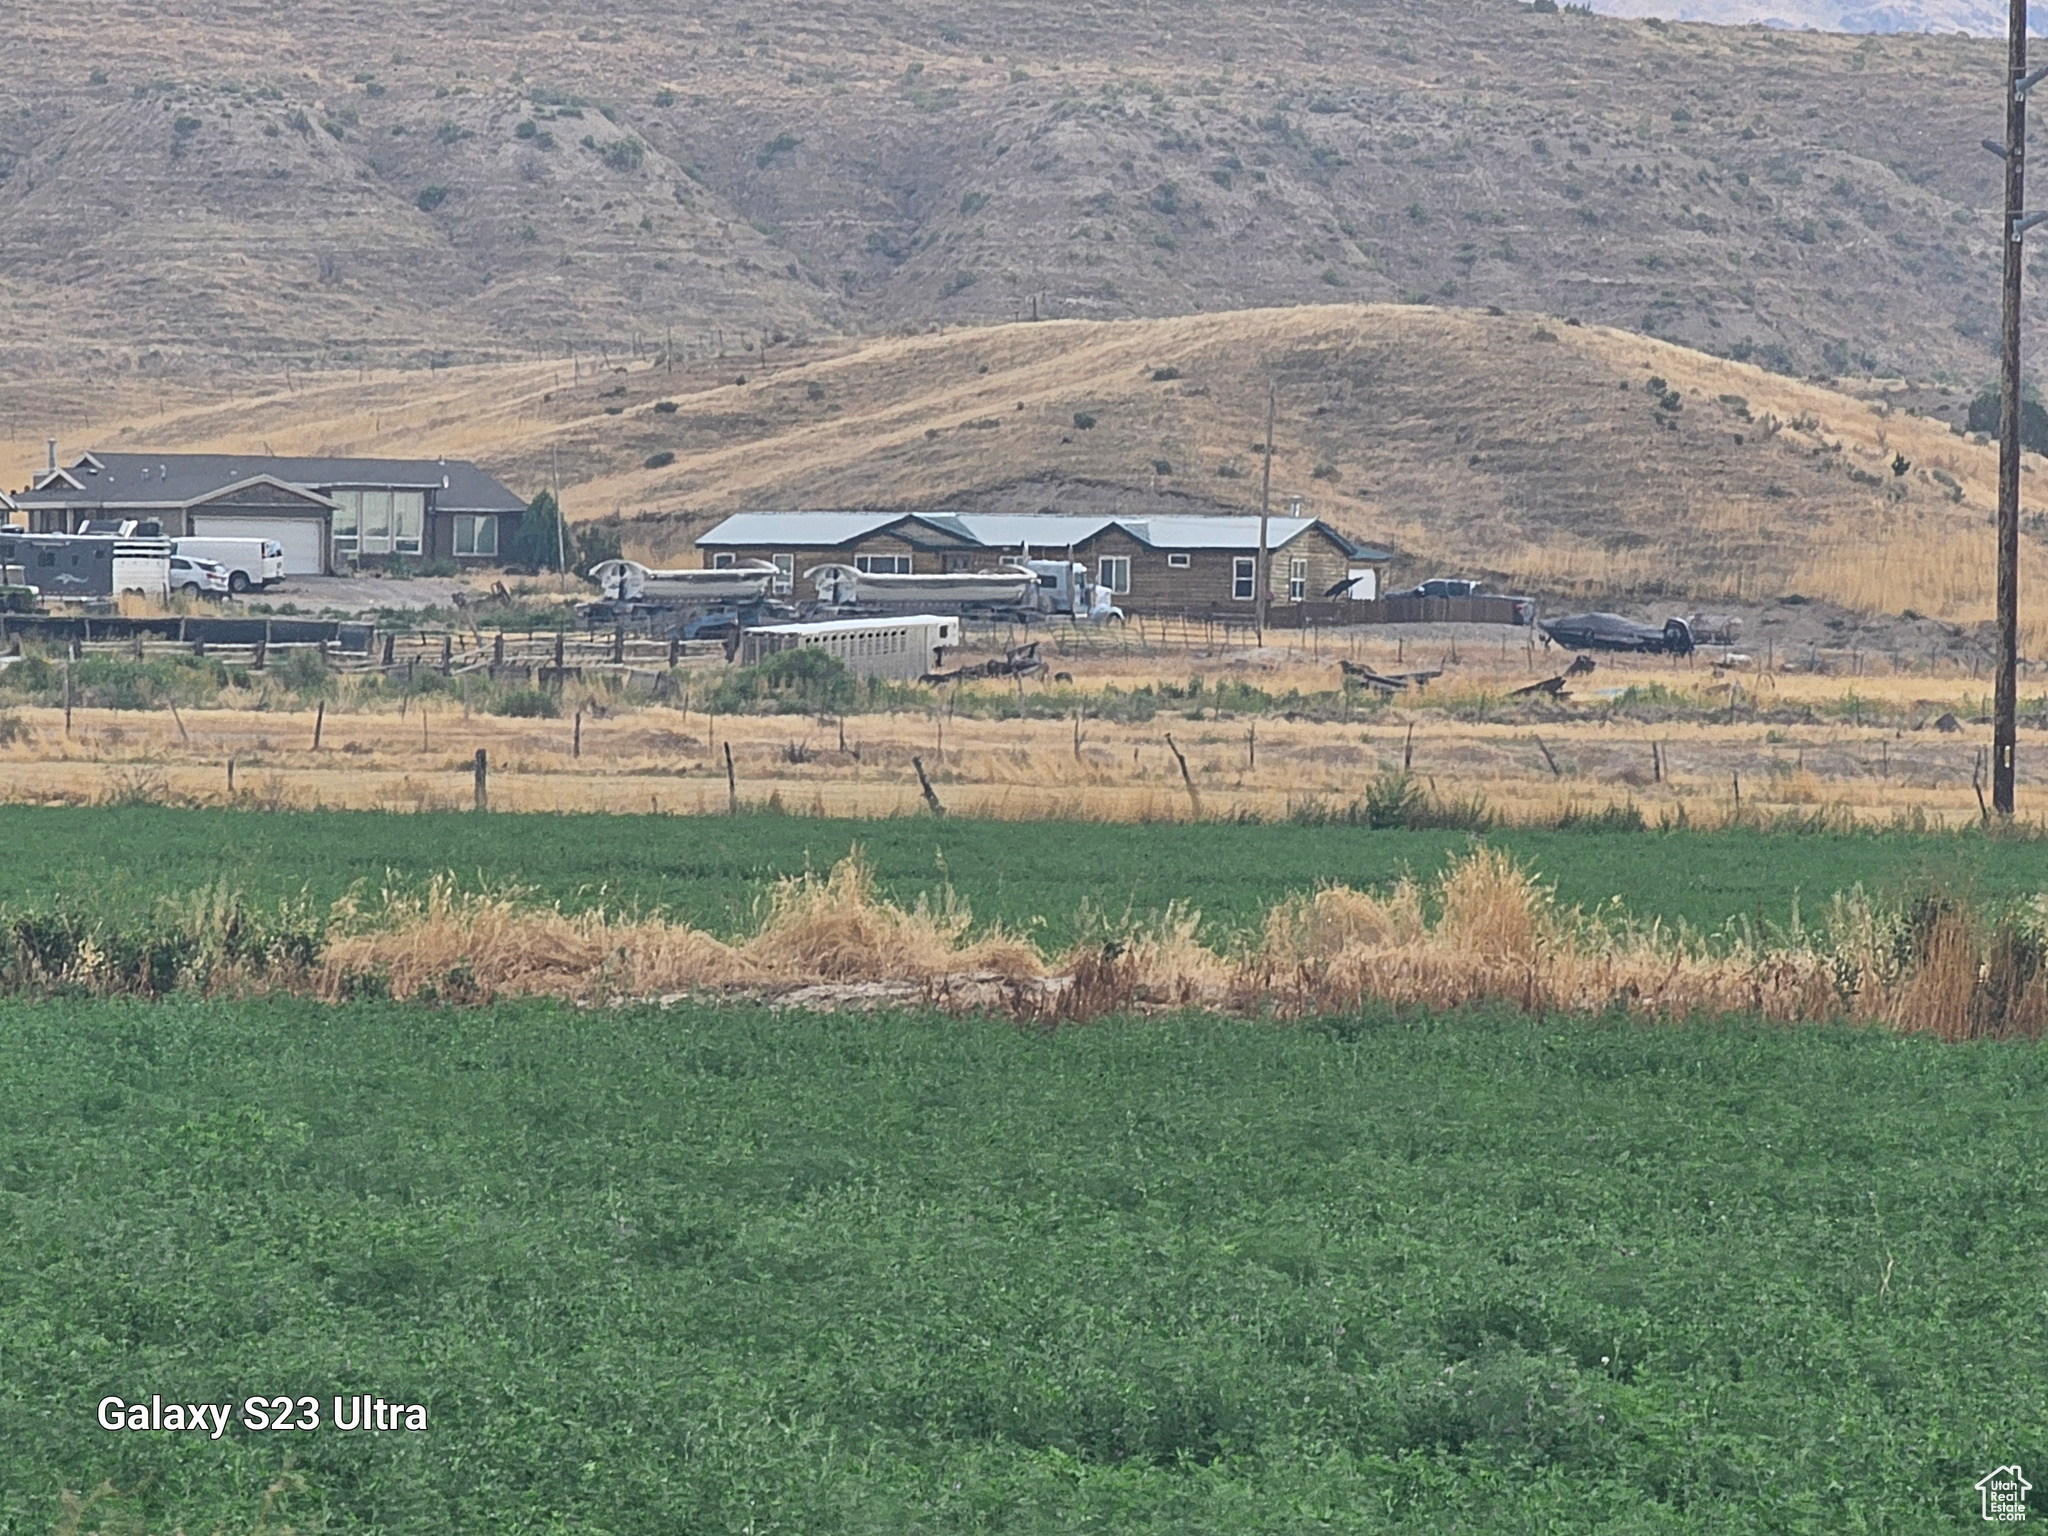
[10,448,528,575]
[695,509,1393,614]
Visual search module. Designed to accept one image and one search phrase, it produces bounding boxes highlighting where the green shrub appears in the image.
[1072,411,1097,430]
[644,450,675,469]
[1362,768,1424,829]
[276,646,334,700]
[415,185,449,212]
[0,653,53,693]
[700,648,861,715]
[491,689,559,719]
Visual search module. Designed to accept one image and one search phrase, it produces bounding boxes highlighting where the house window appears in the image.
[394,491,424,556]
[331,489,360,560]
[360,489,394,555]
[713,552,736,568]
[1167,552,1190,569]
[1232,556,1256,600]
[772,553,794,594]
[1288,557,1308,603]
[1098,555,1131,594]
[452,515,498,557]
[855,554,912,574]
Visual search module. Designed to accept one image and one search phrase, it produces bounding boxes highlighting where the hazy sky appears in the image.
[1580,0,2014,34]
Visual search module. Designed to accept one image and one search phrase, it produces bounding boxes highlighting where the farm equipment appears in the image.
[1338,659,1445,693]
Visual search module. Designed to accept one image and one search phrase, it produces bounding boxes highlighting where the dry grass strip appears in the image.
[306,847,2048,1041]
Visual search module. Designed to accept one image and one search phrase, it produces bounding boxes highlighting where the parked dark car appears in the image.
[1389,577,1485,600]
[1539,613,1695,655]
[1382,576,1536,625]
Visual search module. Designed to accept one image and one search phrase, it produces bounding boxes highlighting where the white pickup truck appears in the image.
[170,537,285,594]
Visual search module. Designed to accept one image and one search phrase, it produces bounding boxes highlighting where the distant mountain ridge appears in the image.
[0,0,2026,383]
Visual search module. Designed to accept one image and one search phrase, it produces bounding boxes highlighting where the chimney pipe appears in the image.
[46,438,56,471]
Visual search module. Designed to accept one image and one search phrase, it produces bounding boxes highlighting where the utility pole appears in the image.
[1994,0,2048,815]
[552,443,567,597]
[1256,382,1275,647]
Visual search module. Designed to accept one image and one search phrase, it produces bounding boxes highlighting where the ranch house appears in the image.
[8,447,529,576]
[694,510,1391,615]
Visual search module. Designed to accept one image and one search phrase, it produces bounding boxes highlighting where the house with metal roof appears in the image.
[10,447,529,576]
[695,509,1393,615]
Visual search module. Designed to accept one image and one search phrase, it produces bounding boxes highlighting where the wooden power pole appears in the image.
[1995,0,2045,816]
[1256,382,1275,647]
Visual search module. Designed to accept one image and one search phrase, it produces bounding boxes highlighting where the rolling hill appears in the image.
[0,0,2025,384]
[50,304,2045,623]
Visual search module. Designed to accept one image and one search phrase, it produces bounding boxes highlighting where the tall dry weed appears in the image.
[17,844,2033,1040]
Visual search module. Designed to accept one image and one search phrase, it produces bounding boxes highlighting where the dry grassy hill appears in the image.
[0,0,2024,383]
[46,304,2045,626]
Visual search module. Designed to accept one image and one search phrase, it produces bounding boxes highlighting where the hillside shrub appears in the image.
[1967,388,2048,454]
[415,186,449,212]
[1072,411,1097,430]
[644,450,675,469]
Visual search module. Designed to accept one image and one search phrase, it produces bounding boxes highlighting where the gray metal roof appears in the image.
[17,452,527,514]
[696,511,979,547]
[948,513,1120,549]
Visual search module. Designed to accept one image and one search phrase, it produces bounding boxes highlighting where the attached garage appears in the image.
[190,515,325,575]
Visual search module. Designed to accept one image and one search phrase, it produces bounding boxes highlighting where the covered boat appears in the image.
[589,559,778,604]
[1538,613,1695,655]
[804,563,1036,608]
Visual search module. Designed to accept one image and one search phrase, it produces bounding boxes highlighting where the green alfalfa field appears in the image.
[2,806,2047,1531]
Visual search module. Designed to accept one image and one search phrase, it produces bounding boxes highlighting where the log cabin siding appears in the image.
[1077,524,1364,615]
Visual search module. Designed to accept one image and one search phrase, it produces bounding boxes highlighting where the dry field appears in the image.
[3,622,2029,830]
[16,305,2047,632]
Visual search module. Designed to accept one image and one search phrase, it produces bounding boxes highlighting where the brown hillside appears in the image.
[0,0,2022,381]
[52,305,2046,625]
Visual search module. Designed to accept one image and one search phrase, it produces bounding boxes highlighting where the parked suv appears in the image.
[170,554,230,599]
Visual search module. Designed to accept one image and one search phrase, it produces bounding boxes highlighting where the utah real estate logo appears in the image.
[1978,1465,2030,1522]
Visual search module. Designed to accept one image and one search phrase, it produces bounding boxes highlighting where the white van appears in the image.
[170,537,285,594]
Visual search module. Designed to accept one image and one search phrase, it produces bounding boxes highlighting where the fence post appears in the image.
[573,709,582,758]
[724,740,737,815]
[312,700,324,750]
[912,755,946,818]
[473,747,488,811]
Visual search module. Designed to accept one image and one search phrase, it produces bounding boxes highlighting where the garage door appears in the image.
[190,516,325,575]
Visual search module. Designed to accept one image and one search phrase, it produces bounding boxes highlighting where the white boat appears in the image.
[804,563,1035,607]
[590,559,778,603]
